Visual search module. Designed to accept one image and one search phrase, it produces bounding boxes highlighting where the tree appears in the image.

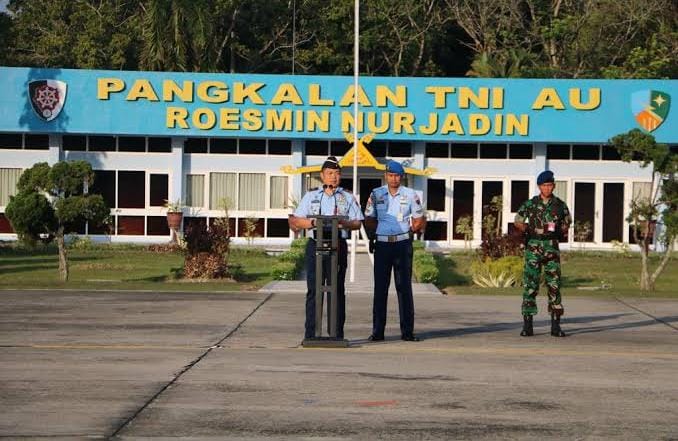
[5,161,110,281]
[610,129,677,291]
[139,0,221,71]
[5,0,141,69]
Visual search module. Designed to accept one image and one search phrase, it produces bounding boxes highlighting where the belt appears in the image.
[309,235,348,241]
[376,232,411,243]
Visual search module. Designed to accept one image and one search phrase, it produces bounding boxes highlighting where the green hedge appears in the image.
[271,242,307,280]
[412,243,439,284]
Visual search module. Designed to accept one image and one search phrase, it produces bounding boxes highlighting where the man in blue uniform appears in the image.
[364,160,426,342]
[288,156,363,340]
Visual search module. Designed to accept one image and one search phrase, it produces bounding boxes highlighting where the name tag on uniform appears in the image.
[397,212,404,222]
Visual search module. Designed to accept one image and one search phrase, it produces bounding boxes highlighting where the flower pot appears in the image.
[167,212,183,230]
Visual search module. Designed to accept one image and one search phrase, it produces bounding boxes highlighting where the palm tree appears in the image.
[140,0,216,71]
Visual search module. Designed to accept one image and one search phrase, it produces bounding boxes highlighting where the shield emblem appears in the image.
[631,90,670,132]
[28,80,68,122]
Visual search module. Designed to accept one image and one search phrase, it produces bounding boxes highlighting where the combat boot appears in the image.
[520,315,534,337]
[551,313,566,337]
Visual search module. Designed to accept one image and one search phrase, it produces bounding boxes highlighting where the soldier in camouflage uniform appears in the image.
[514,170,571,337]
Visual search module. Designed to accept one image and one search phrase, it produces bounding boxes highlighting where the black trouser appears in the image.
[372,239,414,337]
[304,238,347,339]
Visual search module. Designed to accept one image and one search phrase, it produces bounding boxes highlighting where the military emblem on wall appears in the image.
[631,90,670,132]
[28,80,68,122]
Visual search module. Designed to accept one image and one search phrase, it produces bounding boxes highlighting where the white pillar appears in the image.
[170,137,184,205]
[48,134,62,165]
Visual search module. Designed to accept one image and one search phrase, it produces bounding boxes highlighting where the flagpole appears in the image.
[349,0,359,283]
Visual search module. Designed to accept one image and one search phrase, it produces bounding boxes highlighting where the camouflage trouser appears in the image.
[521,238,564,317]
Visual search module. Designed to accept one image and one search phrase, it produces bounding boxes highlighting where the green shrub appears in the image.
[415,262,439,283]
[291,237,309,250]
[412,246,439,284]
[412,240,425,251]
[271,261,298,280]
[271,246,306,280]
[470,256,523,287]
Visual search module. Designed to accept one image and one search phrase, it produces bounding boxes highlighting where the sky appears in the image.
[0,0,8,13]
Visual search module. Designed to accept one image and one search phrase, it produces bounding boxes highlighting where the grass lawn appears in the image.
[0,244,276,291]
[437,251,678,297]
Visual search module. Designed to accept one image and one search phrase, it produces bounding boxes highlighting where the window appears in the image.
[117,216,145,235]
[118,136,146,152]
[508,144,532,159]
[305,140,328,156]
[239,138,265,154]
[330,140,350,156]
[572,144,599,160]
[602,145,622,160]
[63,135,86,151]
[452,180,474,240]
[427,179,446,211]
[186,174,205,207]
[451,143,477,158]
[91,170,116,208]
[511,181,529,212]
[480,143,507,159]
[239,173,265,210]
[183,217,207,234]
[267,218,290,237]
[482,181,503,238]
[368,141,387,157]
[149,174,168,207]
[305,173,322,191]
[118,171,145,208]
[210,172,236,210]
[210,138,237,154]
[268,139,292,155]
[89,136,116,152]
[388,142,411,157]
[270,176,289,209]
[24,134,49,150]
[424,222,447,240]
[632,182,652,202]
[574,182,595,242]
[184,137,207,153]
[148,137,171,153]
[425,142,448,158]
[0,168,22,206]
[238,217,264,237]
[554,180,568,202]
[147,216,170,236]
[0,133,23,149]
[0,213,14,233]
[547,144,570,159]
[603,183,624,242]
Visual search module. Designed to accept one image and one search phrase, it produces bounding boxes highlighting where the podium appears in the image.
[302,215,349,348]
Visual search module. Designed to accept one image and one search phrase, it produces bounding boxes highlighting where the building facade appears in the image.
[0,67,675,249]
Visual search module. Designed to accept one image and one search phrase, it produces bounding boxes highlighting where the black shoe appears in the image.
[401,334,420,342]
[551,314,566,337]
[520,315,534,337]
[368,334,384,342]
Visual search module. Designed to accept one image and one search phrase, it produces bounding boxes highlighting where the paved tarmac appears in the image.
[1,289,677,440]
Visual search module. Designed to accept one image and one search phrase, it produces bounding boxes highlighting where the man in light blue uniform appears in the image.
[288,156,363,340]
[364,160,426,342]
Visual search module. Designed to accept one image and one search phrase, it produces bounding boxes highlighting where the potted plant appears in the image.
[164,199,184,243]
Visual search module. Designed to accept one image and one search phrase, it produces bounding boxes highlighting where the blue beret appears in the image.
[537,170,555,185]
[386,160,405,175]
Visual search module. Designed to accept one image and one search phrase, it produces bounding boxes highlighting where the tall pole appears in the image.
[349,0,359,282]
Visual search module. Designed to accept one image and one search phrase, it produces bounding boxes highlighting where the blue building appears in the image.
[0,67,675,249]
